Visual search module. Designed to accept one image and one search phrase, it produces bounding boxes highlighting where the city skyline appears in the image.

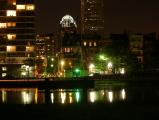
[36,0,159,34]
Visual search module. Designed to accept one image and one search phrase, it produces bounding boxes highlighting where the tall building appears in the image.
[0,0,36,78]
[58,15,82,77]
[36,33,56,78]
[81,0,104,36]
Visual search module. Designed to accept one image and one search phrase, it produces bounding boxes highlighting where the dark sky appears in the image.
[35,0,159,34]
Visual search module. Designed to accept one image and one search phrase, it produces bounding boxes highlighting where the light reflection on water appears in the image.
[0,88,127,104]
[88,88,126,103]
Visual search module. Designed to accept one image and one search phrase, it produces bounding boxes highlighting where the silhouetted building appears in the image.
[0,0,36,78]
[129,34,143,64]
[143,33,159,69]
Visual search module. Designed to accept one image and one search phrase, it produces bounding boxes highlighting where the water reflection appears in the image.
[0,88,128,104]
[50,89,82,104]
[88,88,126,103]
[0,88,37,104]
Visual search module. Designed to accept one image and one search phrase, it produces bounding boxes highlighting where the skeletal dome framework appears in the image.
[60,14,77,28]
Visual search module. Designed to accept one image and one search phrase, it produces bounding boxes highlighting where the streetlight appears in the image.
[107,62,113,74]
[99,55,108,61]
[89,63,95,73]
[107,62,113,69]
[60,60,65,77]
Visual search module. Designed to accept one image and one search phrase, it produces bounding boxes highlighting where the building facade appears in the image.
[0,0,36,78]
[58,15,82,77]
[81,0,104,36]
[36,33,56,78]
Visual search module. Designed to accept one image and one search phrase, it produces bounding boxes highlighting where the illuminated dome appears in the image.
[60,14,77,28]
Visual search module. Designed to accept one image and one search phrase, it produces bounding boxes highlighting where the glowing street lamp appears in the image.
[89,63,95,73]
[61,60,64,67]
[107,62,113,69]
[60,60,65,77]
[107,62,113,74]
[99,55,108,61]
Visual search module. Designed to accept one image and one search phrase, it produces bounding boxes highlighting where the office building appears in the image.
[81,0,104,36]
[0,0,36,78]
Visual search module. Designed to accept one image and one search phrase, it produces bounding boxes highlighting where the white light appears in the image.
[22,91,31,104]
[0,23,7,28]
[108,91,113,103]
[107,62,113,69]
[76,91,80,102]
[16,5,25,10]
[7,10,16,16]
[89,63,95,73]
[120,68,125,74]
[69,93,73,103]
[61,92,66,104]
[51,93,54,103]
[2,89,6,103]
[89,91,96,103]
[21,72,26,76]
[51,58,54,61]
[121,89,126,100]
[2,73,7,77]
[61,60,64,66]
[51,64,54,67]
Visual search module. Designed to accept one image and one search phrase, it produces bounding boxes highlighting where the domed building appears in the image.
[60,14,77,33]
[57,15,83,77]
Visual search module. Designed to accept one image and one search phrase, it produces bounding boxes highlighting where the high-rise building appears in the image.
[58,15,82,77]
[81,0,104,36]
[36,33,56,78]
[0,0,36,78]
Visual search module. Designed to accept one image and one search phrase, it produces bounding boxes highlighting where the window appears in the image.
[7,10,16,16]
[94,42,96,46]
[26,5,35,10]
[7,34,16,40]
[0,23,7,28]
[16,5,25,10]
[7,22,16,27]
[2,67,7,71]
[26,46,34,52]
[89,42,92,46]
[7,46,16,52]
[84,41,87,46]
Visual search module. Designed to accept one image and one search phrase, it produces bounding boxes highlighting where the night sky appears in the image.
[35,0,159,34]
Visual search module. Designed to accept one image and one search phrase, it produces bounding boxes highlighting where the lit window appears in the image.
[84,41,87,46]
[7,34,16,40]
[94,42,96,46]
[0,23,7,28]
[7,46,16,52]
[26,5,35,10]
[2,67,7,71]
[7,10,16,16]
[7,22,16,27]
[2,73,7,78]
[16,5,25,10]
[26,46,34,52]
[89,42,92,46]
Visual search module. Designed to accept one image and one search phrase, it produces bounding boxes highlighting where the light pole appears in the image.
[60,60,65,77]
